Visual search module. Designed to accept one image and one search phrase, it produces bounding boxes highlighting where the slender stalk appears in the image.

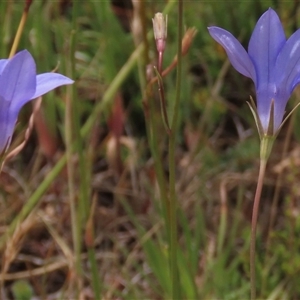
[250,159,267,300]
[64,0,87,293]
[168,0,183,298]
[71,0,89,223]
[154,68,170,133]
[69,1,101,296]
[65,35,82,294]
[9,0,33,58]
[158,51,163,73]
[148,86,170,232]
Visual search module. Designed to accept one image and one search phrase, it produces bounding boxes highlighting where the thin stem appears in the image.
[9,0,32,58]
[65,36,82,294]
[158,51,163,73]
[154,68,170,133]
[146,91,171,272]
[71,0,89,223]
[250,159,267,300]
[168,0,183,298]
[69,2,101,296]
[64,0,87,293]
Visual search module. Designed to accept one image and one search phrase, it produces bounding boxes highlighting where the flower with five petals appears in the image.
[208,8,300,138]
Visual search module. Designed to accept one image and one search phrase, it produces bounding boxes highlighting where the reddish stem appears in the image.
[250,159,267,300]
[25,0,33,13]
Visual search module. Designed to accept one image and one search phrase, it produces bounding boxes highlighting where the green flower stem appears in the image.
[66,74,82,290]
[154,68,170,134]
[65,0,83,291]
[250,134,275,299]
[168,130,180,298]
[250,134,275,300]
[71,1,101,297]
[148,87,170,236]
[71,0,89,225]
[168,0,183,298]
[250,158,267,300]
[9,0,32,58]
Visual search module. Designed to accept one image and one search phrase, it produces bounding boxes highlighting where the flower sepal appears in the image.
[276,100,300,134]
[248,98,281,138]
[247,96,264,139]
[258,101,276,161]
[260,135,275,162]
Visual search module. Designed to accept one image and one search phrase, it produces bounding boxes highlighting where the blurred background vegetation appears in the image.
[1,0,300,299]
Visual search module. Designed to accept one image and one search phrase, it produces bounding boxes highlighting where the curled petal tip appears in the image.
[31,73,74,100]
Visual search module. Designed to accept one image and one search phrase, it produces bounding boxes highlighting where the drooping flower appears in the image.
[0,50,73,154]
[208,8,300,137]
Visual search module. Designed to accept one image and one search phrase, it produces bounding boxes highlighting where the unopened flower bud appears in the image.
[152,13,167,53]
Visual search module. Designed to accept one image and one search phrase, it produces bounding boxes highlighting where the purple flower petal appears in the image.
[275,28,300,92]
[256,87,289,133]
[0,50,74,153]
[0,50,36,104]
[273,90,290,131]
[31,73,74,100]
[248,8,286,89]
[209,8,300,136]
[208,26,256,83]
[0,59,9,74]
[0,96,16,152]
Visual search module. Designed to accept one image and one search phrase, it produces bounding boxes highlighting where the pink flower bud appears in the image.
[152,13,167,53]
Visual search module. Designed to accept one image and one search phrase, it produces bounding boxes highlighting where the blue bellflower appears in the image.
[0,50,73,153]
[208,8,300,137]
